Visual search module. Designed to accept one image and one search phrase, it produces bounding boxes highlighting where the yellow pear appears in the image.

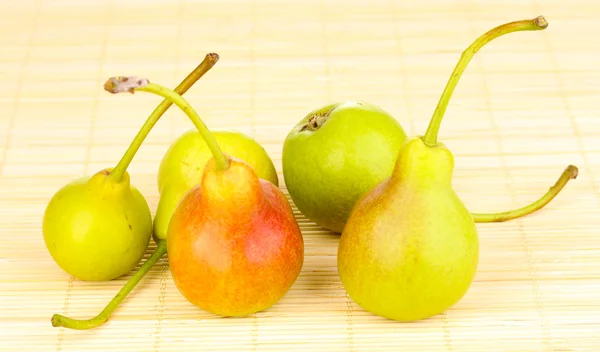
[338,16,553,321]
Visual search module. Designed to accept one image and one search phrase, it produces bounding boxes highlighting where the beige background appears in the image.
[1,0,599,351]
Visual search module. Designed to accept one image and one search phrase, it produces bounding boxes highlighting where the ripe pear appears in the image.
[337,16,550,321]
[154,129,279,241]
[282,101,407,233]
[43,169,152,281]
[168,156,304,317]
[338,138,479,321]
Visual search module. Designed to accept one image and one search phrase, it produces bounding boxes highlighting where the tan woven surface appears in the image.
[1,0,599,351]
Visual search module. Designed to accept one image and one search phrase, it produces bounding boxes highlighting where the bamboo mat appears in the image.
[1,0,599,351]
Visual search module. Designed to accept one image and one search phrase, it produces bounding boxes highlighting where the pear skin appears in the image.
[153,182,190,241]
[337,138,478,321]
[158,129,278,191]
[167,157,304,317]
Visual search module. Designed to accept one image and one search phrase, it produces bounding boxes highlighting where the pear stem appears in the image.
[51,240,168,330]
[472,164,578,223]
[104,78,230,171]
[421,16,548,146]
[108,53,220,183]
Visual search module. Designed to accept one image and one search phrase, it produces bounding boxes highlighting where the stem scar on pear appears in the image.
[299,106,336,132]
[104,76,150,94]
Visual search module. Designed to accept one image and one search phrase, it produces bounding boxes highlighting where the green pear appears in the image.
[282,101,407,233]
[337,16,551,321]
[153,129,279,240]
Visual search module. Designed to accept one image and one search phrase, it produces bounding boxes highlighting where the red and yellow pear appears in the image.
[168,155,303,316]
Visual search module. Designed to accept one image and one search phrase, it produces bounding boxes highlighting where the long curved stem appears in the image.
[422,16,548,146]
[51,240,168,330]
[104,78,230,170]
[109,53,220,182]
[471,164,578,222]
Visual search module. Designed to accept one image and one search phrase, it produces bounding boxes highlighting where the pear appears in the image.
[43,169,152,281]
[153,129,278,241]
[337,16,552,321]
[168,155,304,317]
[282,101,407,233]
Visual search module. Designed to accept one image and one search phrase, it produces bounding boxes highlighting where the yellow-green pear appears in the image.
[338,16,550,321]
[43,169,152,282]
[154,129,279,241]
